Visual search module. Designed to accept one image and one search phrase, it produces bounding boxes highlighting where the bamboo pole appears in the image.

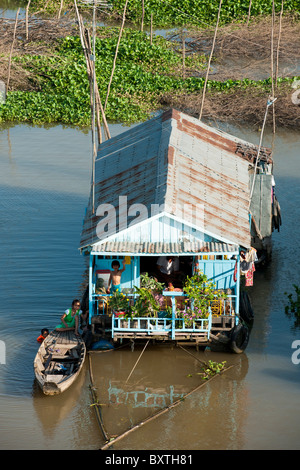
[141,0,144,32]
[271,0,276,134]
[150,13,153,45]
[88,353,110,442]
[125,340,149,384]
[275,0,284,83]
[58,0,64,19]
[74,0,110,141]
[246,0,252,26]
[199,0,222,120]
[101,364,234,450]
[7,7,20,90]
[182,31,186,79]
[25,0,31,40]
[104,0,129,111]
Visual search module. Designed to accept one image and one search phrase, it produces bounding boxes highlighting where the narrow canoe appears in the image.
[34,329,86,396]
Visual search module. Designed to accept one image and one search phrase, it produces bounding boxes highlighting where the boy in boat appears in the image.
[37,328,49,343]
[107,259,126,294]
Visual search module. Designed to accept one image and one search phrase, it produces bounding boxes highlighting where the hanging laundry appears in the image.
[240,247,257,286]
[245,263,255,286]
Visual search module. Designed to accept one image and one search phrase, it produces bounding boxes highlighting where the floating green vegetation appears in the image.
[284,285,300,330]
[30,0,300,27]
[285,285,300,315]
[113,0,300,27]
[0,28,204,125]
[0,27,299,125]
[187,360,227,380]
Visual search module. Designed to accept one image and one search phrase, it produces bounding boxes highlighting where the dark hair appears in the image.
[72,299,80,307]
[41,328,49,335]
[111,260,120,268]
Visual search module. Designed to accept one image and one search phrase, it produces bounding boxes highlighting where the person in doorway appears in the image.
[55,299,82,336]
[36,328,49,343]
[156,256,180,286]
[107,259,126,294]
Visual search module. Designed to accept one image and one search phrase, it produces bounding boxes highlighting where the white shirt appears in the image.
[157,256,179,275]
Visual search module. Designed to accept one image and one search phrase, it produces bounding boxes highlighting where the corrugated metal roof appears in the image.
[91,240,239,255]
[80,109,261,251]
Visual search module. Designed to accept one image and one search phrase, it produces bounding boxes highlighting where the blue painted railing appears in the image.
[111,311,212,340]
[92,290,236,340]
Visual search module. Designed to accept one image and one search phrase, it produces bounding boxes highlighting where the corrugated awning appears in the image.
[90,240,239,255]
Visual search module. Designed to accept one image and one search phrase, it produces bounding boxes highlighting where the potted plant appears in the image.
[132,286,160,317]
[140,273,166,314]
[182,272,227,328]
[107,291,131,327]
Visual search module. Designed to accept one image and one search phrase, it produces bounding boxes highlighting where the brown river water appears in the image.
[0,119,299,451]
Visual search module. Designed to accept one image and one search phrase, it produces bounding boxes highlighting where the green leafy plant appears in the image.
[284,284,300,316]
[202,360,227,380]
[107,290,130,315]
[131,286,161,317]
[183,271,227,320]
[140,273,165,293]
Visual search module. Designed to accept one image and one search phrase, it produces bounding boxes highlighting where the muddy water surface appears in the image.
[0,121,299,450]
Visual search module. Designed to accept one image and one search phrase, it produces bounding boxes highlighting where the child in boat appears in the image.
[55,299,82,336]
[107,259,126,294]
[37,328,49,343]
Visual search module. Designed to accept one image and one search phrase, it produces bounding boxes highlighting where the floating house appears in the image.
[79,109,279,352]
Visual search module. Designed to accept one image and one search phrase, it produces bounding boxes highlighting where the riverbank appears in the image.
[0,12,299,128]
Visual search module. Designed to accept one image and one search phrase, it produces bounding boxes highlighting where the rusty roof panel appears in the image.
[80,109,265,250]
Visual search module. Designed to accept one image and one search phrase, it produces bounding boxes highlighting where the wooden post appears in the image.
[7,7,20,90]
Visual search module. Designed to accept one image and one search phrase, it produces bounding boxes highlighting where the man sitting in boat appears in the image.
[55,299,82,336]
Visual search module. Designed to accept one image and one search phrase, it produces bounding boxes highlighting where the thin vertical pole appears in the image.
[141,0,144,32]
[270,0,276,134]
[7,7,20,90]
[199,0,222,120]
[92,0,97,214]
[104,0,129,111]
[25,0,31,40]
[275,0,284,83]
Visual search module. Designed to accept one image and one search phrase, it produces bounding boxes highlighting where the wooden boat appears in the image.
[34,329,86,396]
